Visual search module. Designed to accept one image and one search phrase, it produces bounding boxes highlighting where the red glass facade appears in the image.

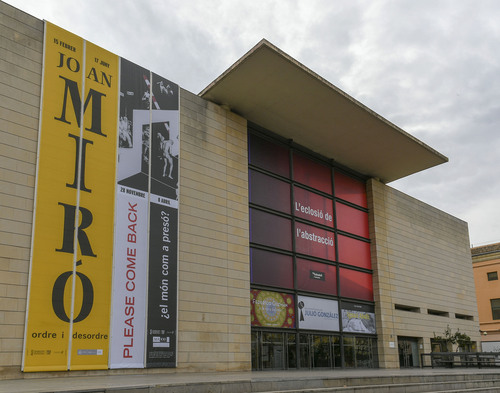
[296,258,337,296]
[248,130,376,369]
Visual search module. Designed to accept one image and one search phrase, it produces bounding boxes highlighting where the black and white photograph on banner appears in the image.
[150,73,179,201]
[341,302,376,334]
[141,124,150,173]
[150,121,178,201]
[119,114,133,148]
[152,74,179,111]
[117,58,151,192]
[110,56,180,369]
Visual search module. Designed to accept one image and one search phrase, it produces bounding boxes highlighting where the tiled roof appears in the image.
[471,242,500,256]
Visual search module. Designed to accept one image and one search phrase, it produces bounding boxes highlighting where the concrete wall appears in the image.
[368,179,480,368]
[0,1,250,378]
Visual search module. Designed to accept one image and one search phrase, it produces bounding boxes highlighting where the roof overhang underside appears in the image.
[200,40,448,183]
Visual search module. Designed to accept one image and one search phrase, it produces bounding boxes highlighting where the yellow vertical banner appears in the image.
[69,40,119,370]
[23,22,84,372]
[23,22,118,371]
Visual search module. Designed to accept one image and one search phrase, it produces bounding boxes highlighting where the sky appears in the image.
[6,0,500,246]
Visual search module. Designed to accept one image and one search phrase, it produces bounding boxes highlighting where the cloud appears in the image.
[6,0,500,244]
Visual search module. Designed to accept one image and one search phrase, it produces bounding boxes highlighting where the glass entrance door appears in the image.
[398,337,420,368]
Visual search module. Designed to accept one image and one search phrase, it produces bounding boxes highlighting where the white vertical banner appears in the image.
[109,189,148,368]
[109,59,152,368]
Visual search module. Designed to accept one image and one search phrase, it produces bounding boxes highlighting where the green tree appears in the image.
[433,325,472,352]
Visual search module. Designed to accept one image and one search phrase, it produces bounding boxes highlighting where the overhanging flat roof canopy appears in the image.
[200,39,448,183]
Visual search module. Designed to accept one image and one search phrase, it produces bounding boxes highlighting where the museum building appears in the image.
[0,1,480,378]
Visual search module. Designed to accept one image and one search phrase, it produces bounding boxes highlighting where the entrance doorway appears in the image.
[398,337,420,368]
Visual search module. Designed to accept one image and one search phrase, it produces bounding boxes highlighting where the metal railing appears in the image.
[421,352,500,368]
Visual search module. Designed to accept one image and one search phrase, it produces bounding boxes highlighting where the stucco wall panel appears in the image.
[177,89,250,372]
[369,178,480,368]
[0,2,42,374]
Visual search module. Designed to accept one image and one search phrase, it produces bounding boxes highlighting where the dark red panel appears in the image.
[249,170,290,213]
[250,208,292,251]
[336,202,369,238]
[293,186,334,227]
[292,153,332,194]
[295,221,335,261]
[334,171,367,208]
[337,235,371,269]
[339,268,373,301]
[251,248,293,288]
[248,133,290,177]
[296,258,337,295]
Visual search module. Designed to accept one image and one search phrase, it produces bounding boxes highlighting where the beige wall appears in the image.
[177,90,250,372]
[368,179,480,368]
[0,2,43,377]
[0,2,250,378]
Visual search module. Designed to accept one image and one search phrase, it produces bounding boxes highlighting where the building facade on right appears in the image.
[472,243,500,351]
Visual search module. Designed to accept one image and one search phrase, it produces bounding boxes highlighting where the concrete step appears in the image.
[256,378,500,393]
[5,370,500,393]
[430,388,500,393]
[431,389,500,393]
[252,375,500,393]
[105,378,500,393]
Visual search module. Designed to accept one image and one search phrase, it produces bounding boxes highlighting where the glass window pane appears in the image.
[334,171,367,208]
[293,186,334,227]
[336,202,369,238]
[491,298,500,320]
[250,170,290,213]
[293,152,332,194]
[355,337,372,368]
[262,332,285,369]
[312,335,331,368]
[251,248,293,289]
[339,268,374,301]
[337,235,371,269]
[296,258,337,295]
[287,333,297,369]
[332,336,341,368]
[295,221,335,261]
[343,337,355,368]
[249,133,290,177]
[250,208,292,251]
[251,331,259,370]
[299,334,310,369]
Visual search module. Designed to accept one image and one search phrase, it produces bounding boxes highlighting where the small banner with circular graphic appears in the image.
[250,290,295,328]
